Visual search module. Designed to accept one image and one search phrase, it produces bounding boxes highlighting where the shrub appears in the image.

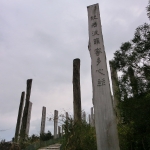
[61,118,97,150]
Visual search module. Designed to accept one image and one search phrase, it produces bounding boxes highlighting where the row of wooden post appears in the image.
[14,58,94,142]
[14,79,47,142]
[14,57,119,149]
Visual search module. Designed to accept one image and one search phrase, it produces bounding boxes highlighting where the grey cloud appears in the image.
[0,0,149,141]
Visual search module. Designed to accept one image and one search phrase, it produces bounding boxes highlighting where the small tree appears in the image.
[146,0,150,19]
[110,1,150,149]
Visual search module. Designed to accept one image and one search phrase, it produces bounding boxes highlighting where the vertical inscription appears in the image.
[89,5,105,87]
[87,4,120,150]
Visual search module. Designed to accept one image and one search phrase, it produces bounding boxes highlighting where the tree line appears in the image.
[110,1,150,149]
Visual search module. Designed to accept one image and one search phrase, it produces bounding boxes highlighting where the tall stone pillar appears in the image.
[14,92,25,142]
[87,4,120,149]
[26,101,32,135]
[54,110,58,139]
[73,58,81,122]
[20,79,32,139]
[40,106,46,134]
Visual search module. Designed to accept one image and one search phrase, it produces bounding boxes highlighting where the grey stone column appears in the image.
[73,58,81,122]
[87,4,120,149]
[14,91,25,142]
[40,106,46,134]
[20,79,32,139]
[54,110,58,139]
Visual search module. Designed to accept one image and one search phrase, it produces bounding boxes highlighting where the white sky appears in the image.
[0,0,149,141]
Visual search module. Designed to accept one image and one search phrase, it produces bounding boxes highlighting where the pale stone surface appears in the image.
[26,101,32,135]
[87,4,120,150]
[40,106,46,134]
[14,91,25,142]
[54,110,58,139]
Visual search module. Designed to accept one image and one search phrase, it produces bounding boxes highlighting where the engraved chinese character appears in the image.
[92,30,99,36]
[91,22,97,28]
[94,38,100,44]
[95,48,102,56]
[96,69,105,75]
[97,78,105,86]
[91,15,98,20]
[97,57,101,65]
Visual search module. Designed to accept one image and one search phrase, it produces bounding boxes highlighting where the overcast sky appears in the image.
[0,0,149,141]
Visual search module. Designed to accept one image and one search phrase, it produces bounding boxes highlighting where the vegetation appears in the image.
[40,131,53,141]
[18,131,53,149]
[0,131,53,150]
[2,1,150,150]
[0,139,20,150]
[147,0,150,20]
[110,1,150,149]
[61,117,97,150]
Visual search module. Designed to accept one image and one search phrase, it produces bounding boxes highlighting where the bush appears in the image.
[40,131,53,141]
[61,118,97,150]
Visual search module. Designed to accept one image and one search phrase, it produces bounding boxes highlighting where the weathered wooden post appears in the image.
[84,112,86,122]
[61,125,64,136]
[14,91,25,142]
[91,107,94,126]
[58,126,61,138]
[66,112,69,121]
[87,4,120,149]
[20,79,32,139]
[40,106,46,134]
[26,101,32,135]
[54,110,58,139]
[73,58,81,122]
[82,111,86,122]
[109,61,120,122]
[89,114,91,125]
